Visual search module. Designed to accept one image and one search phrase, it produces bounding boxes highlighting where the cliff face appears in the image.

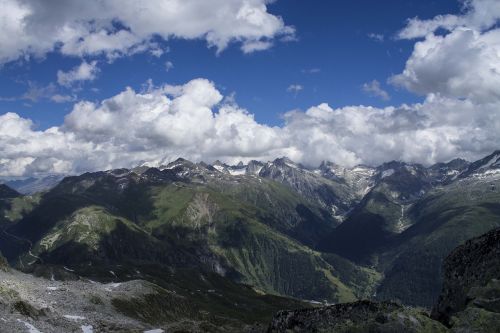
[432,227,500,328]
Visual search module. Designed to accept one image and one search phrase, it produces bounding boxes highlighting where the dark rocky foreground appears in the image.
[268,300,447,332]
[267,228,500,333]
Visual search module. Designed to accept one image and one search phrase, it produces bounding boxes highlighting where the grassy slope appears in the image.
[146,180,370,303]
[4,173,379,306]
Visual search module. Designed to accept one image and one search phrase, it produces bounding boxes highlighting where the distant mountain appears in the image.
[317,158,473,263]
[2,150,500,330]
[427,158,470,184]
[0,183,20,199]
[457,150,500,179]
[3,175,63,194]
[374,163,500,306]
[0,184,20,220]
[319,161,434,262]
[1,161,378,305]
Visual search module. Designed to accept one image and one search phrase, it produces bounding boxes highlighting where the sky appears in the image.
[0,0,499,177]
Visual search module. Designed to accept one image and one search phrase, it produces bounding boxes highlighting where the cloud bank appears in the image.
[0,0,295,65]
[1,76,499,177]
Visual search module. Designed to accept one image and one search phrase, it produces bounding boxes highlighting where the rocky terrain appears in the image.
[0,252,311,332]
[0,265,158,332]
[268,300,447,333]
[432,227,500,330]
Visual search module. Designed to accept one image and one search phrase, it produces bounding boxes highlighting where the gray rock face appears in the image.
[432,227,500,325]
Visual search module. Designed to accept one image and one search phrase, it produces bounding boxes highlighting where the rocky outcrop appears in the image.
[0,251,9,271]
[432,227,500,327]
[267,300,447,333]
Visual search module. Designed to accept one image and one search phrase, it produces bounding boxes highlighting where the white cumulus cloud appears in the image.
[165,61,174,72]
[287,84,303,94]
[392,0,500,103]
[362,80,390,101]
[57,61,99,87]
[1,78,500,177]
[398,0,500,39]
[0,0,295,65]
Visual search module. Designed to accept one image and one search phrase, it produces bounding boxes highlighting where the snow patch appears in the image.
[144,330,164,333]
[17,319,42,333]
[471,168,500,179]
[404,165,417,175]
[64,315,86,321]
[381,169,395,178]
[212,165,225,172]
[228,168,246,176]
[162,163,183,170]
[480,154,500,171]
[104,282,122,291]
[46,286,59,291]
[81,325,93,333]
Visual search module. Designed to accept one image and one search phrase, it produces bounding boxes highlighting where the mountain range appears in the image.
[0,150,500,331]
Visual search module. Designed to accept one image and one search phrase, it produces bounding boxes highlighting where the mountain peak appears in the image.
[165,158,196,169]
[272,156,299,168]
[458,150,500,179]
[212,160,225,166]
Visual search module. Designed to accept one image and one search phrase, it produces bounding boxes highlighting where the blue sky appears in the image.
[1,0,499,177]
[0,0,460,129]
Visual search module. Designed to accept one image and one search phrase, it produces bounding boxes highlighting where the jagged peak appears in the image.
[248,160,264,166]
[163,158,196,170]
[273,156,294,164]
[212,160,226,166]
[106,168,131,176]
[377,160,408,170]
[457,150,500,179]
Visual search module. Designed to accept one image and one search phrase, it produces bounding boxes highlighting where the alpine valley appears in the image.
[1,151,500,332]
